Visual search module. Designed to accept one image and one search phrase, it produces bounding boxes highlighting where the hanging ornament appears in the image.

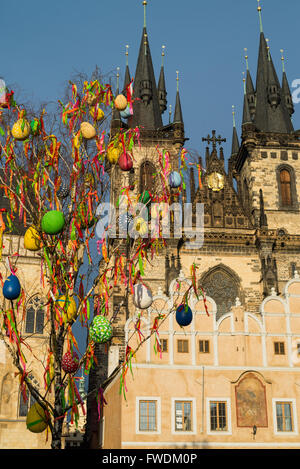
[169,171,182,188]
[41,210,65,235]
[118,152,133,171]
[24,226,41,251]
[107,144,122,164]
[175,304,193,327]
[120,104,133,119]
[89,106,104,121]
[57,180,70,199]
[56,295,77,323]
[133,283,153,310]
[89,315,113,344]
[62,351,80,374]
[3,274,21,300]
[80,122,96,140]
[133,217,148,237]
[26,403,48,434]
[11,118,30,141]
[114,94,127,111]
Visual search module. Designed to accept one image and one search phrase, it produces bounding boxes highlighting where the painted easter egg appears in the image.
[90,106,104,121]
[56,295,77,323]
[120,104,133,119]
[133,217,148,237]
[57,180,69,199]
[26,403,48,434]
[41,210,65,235]
[11,118,31,141]
[176,304,193,327]
[3,274,21,300]
[24,226,41,251]
[62,351,79,374]
[169,171,182,188]
[118,152,133,171]
[107,145,122,164]
[114,94,127,111]
[80,122,96,140]
[133,283,153,309]
[89,315,113,344]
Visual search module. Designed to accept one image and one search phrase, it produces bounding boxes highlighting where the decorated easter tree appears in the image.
[0,79,207,449]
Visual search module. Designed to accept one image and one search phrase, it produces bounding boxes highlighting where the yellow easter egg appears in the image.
[11,119,31,141]
[90,106,104,121]
[26,403,48,434]
[107,144,122,164]
[56,295,77,323]
[134,217,148,236]
[24,226,41,251]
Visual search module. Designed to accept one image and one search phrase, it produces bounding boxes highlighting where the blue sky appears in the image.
[1,0,300,161]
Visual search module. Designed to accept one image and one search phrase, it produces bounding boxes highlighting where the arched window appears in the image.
[277,165,298,209]
[201,266,241,320]
[280,169,292,206]
[25,295,45,335]
[140,161,156,195]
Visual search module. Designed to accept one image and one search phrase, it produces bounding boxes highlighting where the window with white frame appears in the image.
[207,398,232,434]
[136,397,160,434]
[172,398,196,434]
[273,399,298,434]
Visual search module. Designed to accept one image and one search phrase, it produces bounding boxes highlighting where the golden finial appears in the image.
[125,45,129,66]
[176,71,179,92]
[232,105,236,128]
[280,49,285,73]
[161,45,166,66]
[257,0,263,33]
[244,48,249,70]
[143,1,147,28]
[144,32,148,56]
[242,71,246,94]
[266,38,270,60]
[116,67,120,90]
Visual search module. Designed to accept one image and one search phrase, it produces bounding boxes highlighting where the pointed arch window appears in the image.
[280,169,292,206]
[277,165,298,210]
[140,161,156,195]
[25,295,45,335]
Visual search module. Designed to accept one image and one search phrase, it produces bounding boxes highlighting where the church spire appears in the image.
[123,45,131,94]
[173,71,183,124]
[158,45,167,115]
[244,48,256,118]
[253,2,294,133]
[281,49,295,117]
[128,1,163,130]
[231,106,240,156]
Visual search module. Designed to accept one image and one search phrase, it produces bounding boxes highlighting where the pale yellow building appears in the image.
[102,273,300,449]
[86,2,300,450]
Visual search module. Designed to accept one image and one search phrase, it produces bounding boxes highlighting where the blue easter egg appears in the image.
[169,171,182,188]
[3,275,21,300]
[176,304,193,327]
[120,105,133,119]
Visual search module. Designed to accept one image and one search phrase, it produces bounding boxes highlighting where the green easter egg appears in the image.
[41,210,65,235]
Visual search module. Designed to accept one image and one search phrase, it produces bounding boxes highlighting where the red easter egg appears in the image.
[62,351,79,374]
[118,152,133,171]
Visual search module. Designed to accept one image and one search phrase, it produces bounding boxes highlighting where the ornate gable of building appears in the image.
[192,139,253,231]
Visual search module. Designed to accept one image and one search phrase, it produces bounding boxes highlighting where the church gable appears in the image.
[192,137,253,230]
